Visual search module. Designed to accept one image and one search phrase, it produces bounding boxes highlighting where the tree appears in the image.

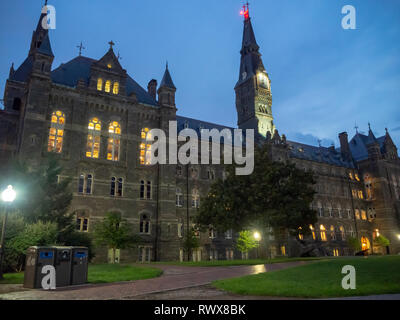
[3,155,74,241]
[347,236,361,253]
[183,228,200,261]
[374,235,390,249]
[196,142,317,237]
[93,212,140,263]
[236,231,259,259]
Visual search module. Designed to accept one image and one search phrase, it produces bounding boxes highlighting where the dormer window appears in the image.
[107,63,112,69]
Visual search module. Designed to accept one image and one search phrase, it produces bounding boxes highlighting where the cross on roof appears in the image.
[354,122,359,133]
[108,40,115,49]
[77,41,85,56]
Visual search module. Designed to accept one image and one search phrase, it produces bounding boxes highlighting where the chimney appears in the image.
[147,79,157,100]
[339,132,351,160]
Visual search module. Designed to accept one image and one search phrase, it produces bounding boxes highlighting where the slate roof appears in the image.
[9,56,34,82]
[160,65,176,89]
[348,133,387,162]
[50,56,157,106]
[288,141,354,168]
[37,33,54,57]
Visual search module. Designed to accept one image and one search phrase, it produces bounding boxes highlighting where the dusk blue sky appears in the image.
[1,0,399,148]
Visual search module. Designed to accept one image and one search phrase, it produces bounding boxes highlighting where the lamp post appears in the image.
[254,231,261,259]
[0,185,16,279]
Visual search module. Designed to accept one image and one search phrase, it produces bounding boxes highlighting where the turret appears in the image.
[158,63,176,107]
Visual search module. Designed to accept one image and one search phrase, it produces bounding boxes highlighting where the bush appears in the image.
[3,220,58,272]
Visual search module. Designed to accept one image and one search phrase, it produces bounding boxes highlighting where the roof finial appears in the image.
[166,61,169,70]
[354,122,359,134]
[45,0,48,6]
[385,127,389,134]
[240,2,250,20]
[108,40,115,50]
[77,41,85,56]
[368,122,371,131]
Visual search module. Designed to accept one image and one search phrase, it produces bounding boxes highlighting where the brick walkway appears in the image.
[0,261,306,300]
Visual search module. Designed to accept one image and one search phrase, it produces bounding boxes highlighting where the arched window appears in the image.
[140,215,150,234]
[339,226,346,240]
[361,210,367,221]
[105,80,111,93]
[86,118,101,158]
[140,128,152,165]
[192,189,200,208]
[107,121,121,161]
[146,181,152,199]
[78,174,85,193]
[117,178,123,197]
[348,225,355,237]
[140,180,145,199]
[355,209,360,220]
[320,225,327,241]
[365,175,373,199]
[310,225,316,240]
[48,111,65,153]
[176,188,183,207]
[298,227,304,240]
[330,225,336,240]
[97,78,103,91]
[113,82,119,95]
[110,177,116,196]
[86,174,93,194]
[12,98,21,111]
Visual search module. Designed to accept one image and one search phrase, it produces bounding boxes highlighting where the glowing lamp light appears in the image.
[1,185,16,203]
[397,234,400,240]
[254,231,261,241]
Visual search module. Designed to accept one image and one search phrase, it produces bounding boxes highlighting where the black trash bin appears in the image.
[71,247,88,285]
[54,246,72,287]
[24,247,56,289]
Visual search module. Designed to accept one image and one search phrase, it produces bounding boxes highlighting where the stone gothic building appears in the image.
[1,6,399,262]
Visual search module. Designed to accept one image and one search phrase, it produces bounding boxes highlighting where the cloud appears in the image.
[286,132,335,148]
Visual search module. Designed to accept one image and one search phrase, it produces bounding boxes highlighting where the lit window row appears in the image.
[97,78,119,94]
[140,128,152,165]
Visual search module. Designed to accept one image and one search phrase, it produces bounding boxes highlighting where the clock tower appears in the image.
[235,4,275,138]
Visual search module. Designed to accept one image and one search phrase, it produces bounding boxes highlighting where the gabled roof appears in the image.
[9,56,34,82]
[50,55,157,106]
[347,132,387,161]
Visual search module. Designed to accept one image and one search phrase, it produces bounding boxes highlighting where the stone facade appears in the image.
[1,7,399,262]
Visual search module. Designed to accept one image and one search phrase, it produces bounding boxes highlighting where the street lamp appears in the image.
[254,231,261,259]
[0,185,16,279]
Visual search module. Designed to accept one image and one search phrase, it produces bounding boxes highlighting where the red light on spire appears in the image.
[240,2,250,20]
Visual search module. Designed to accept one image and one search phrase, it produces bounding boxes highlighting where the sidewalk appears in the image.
[0,261,306,300]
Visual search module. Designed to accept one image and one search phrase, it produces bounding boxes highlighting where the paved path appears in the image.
[0,261,306,300]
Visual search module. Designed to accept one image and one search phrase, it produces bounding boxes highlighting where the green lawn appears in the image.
[0,264,162,285]
[213,255,400,298]
[152,256,328,267]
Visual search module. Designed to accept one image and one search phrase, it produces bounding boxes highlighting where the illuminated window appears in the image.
[339,226,346,240]
[113,82,119,95]
[352,189,358,198]
[355,173,360,181]
[280,246,286,256]
[320,225,327,241]
[86,118,101,159]
[107,63,112,69]
[105,80,111,93]
[176,188,183,207]
[355,209,360,220]
[140,128,152,165]
[330,225,336,240]
[76,217,89,232]
[140,215,150,234]
[358,190,364,199]
[97,78,103,91]
[107,121,121,161]
[333,248,339,257]
[310,225,316,240]
[298,227,304,240]
[349,172,354,180]
[361,210,367,221]
[192,189,200,208]
[48,111,65,153]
